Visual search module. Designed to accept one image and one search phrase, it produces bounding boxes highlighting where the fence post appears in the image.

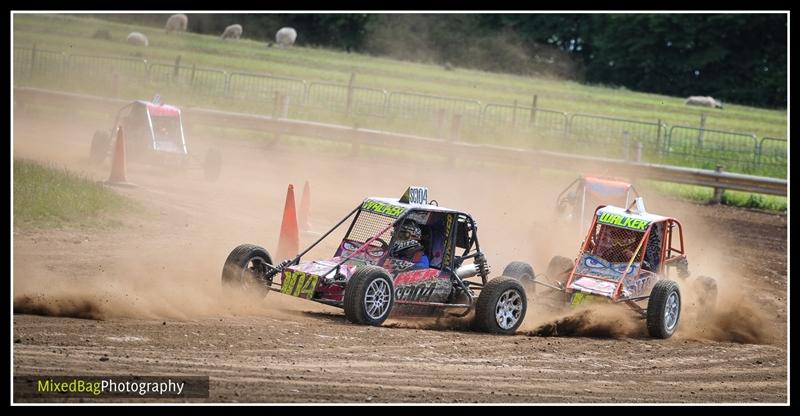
[448,113,462,166]
[281,94,290,118]
[450,113,462,142]
[622,130,631,161]
[350,123,361,157]
[529,94,538,127]
[190,63,196,86]
[112,72,119,98]
[511,99,518,128]
[712,165,725,204]
[436,109,447,139]
[30,42,38,79]
[656,119,662,156]
[754,136,762,167]
[173,55,181,84]
[273,93,290,119]
[223,72,231,97]
[634,141,643,163]
[346,72,356,116]
[698,113,707,148]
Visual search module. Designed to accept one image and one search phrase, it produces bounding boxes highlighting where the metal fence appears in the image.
[66,54,148,82]
[147,63,228,96]
[666,126,759,172]
[15,47,69,79]
[568,114,665,153]
[12,46,786,177]
[387,91,483,127]
[482,103,568,134]
[227,72,307,104]
[756,137,788,176]
[306,82,388,117]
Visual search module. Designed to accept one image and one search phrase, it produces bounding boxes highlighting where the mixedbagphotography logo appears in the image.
[14,375,209,400]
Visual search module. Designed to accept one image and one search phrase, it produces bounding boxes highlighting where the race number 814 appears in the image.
[280,271,319,299]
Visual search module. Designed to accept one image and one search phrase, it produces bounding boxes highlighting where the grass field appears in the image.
[12,13,787,211]
[13,159,131,228]
[13,14,786,138]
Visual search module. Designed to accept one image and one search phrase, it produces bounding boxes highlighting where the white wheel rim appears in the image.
[364,278,391,319]
[495,289,523,330]
[664,291,680,331]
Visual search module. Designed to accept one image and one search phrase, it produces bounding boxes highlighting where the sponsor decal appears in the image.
[623,272,656,297]
[361,200,406,218]
[280,270,319,299]
[386,258,416,272]
[394,269,440,285]
[394,269,448,302]
[597,212,650,231]
[395,282,437,301]
[569,277,617,297]
[570,291,604,307]
[442,214,454,268]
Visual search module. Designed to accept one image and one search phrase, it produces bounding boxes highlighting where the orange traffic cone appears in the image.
[276,184,300,261]
[298,180,311,232]
[105,126,136,188]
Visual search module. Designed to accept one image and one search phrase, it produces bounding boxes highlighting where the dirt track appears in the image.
[12,105,788,403]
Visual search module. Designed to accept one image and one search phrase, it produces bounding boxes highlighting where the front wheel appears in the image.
[343,266,394,326]
[221,244,274,297]
[473,277,527,334]
[646,279,681,339]
[90,130,111,164]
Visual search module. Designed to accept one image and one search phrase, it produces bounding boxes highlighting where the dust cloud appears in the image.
[12,94,785,349]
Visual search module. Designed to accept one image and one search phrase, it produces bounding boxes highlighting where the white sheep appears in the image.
[221,24,243,40]
[275,27,297,48]
[685,96,723,109]
[165,14,188,34]
[126,32,149,47]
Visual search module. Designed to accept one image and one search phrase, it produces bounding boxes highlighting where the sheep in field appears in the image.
[126,32,149,47]
[165,14,188,34]
[685,96,723,109]
[275,27,297,48]
[221,24,243,40]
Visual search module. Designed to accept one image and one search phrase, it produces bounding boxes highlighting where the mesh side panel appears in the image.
[643,223,663,271]
[346,211,396,244]
[592,225,645,263]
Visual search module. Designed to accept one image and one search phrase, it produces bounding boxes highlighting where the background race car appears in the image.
[90,97,222,181]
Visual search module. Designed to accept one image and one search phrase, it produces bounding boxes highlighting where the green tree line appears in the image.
[99,13,787,108]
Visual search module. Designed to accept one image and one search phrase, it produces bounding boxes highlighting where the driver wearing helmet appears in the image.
[386,220,430,271]
[594,228,640,263]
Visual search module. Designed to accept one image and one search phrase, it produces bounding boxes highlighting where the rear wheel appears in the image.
[694,275,718,319]
[203,148,222,181]
[473,277,527,334]
[546,255,574,287]
[344,266,394,326]
[90,130,111,164]
[502,261,536,294]
[646,279,681,339]
[221,244,273,297]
